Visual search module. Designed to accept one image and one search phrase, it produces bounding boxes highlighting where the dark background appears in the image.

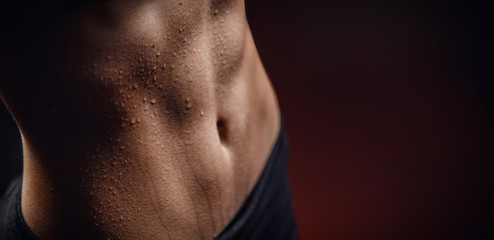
[1,0,493,239]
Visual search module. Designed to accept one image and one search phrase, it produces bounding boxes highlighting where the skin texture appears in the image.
[0,0,280,239]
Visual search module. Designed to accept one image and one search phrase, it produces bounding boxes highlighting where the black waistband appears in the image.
[214,119,298,239]
[0,176,38,240]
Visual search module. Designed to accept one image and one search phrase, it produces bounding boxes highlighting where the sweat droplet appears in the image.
[200,110,204,116]
[150,99,156,104]
[131,118,136,124]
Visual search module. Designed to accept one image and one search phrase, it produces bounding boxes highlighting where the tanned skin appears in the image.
[0,0,280,239]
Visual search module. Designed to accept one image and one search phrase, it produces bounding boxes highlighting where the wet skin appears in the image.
[0,0,280,239]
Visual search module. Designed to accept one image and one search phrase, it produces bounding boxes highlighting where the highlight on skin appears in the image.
[0,0,280,239]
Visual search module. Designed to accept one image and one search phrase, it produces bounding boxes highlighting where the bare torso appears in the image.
[0,0,279,239]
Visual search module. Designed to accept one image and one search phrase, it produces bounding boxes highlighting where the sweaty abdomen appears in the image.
[0,0,279,239]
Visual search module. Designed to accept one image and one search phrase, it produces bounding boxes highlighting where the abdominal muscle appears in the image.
[0,0,280,239]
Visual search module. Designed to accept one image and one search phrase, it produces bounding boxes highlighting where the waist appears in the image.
[1,1,284,238]
[1,114,296,240]
[18,37,281,238]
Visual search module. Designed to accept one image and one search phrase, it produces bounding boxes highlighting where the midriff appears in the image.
[0,0,280,239]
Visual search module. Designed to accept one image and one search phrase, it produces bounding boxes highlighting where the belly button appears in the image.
[216,118,228,142]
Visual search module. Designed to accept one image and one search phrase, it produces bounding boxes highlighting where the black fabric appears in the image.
[0,176,38,240]
[214,120,298,240]
[0,120,298,240]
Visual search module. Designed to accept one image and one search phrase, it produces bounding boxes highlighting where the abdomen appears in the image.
[0,1,280,239]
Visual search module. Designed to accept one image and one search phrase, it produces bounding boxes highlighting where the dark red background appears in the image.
[246,0,493,239]
[1,0,493,239]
